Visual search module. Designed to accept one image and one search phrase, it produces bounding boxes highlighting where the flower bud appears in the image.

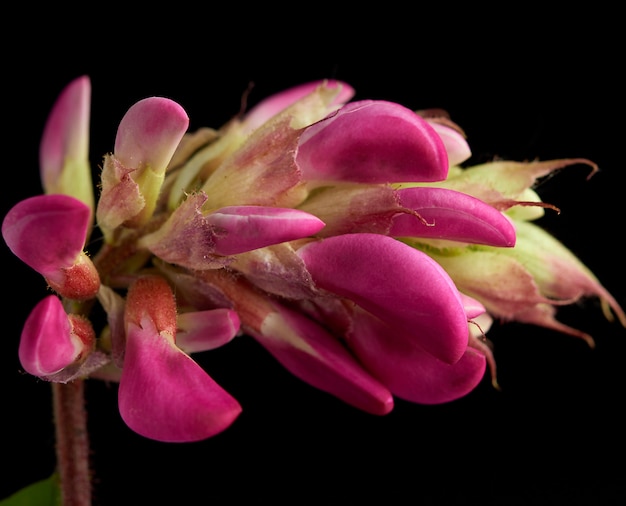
[19,295,96,381]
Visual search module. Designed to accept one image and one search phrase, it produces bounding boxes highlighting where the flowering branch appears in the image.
[2,75,623,505]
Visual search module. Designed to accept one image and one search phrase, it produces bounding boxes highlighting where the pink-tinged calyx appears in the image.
[119,275,242,442]
[97,97,189,240]
[39,75,95,220]
[418,214,625,344]
[199,103,309,210]
[123,275,178,337]
[19,295,95,380]
[296,100,449,184]
[506,220,626,329]
[296,234,469,364]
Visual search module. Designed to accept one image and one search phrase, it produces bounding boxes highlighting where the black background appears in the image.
[2,56,624,505]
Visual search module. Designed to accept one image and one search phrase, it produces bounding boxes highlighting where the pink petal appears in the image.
[426,121,472,167]
[296,234,469,364]
[250,303,393,415]
[347,308,486,404]
[19,296,93,378]
[2,194,91,277]
[39,75,91,194]
[460,293,486,320]
[177,308,241,353]
[207,206,325,255]
[297,100,449,184]
[243,79,355,132]
[114,97,189,174]
[119,321,242,442]
[391,187,516,247]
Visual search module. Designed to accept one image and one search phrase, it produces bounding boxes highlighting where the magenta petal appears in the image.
[251,303,393,415]
[207,206,326,255]
[243,79,355,131]
[177,308,241,353]
[348,309,486,404]
[114,97,189,174]
[19,296,79,377]
[39,75,91,192]
[2,194,91,276]
[119,322,242,442]
[297,100,449,183]
[297,234,468,364]
[391,187,516,247]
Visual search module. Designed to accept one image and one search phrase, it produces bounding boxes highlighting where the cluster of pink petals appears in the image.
[3,75,622,443]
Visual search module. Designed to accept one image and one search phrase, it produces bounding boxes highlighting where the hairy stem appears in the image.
[52,380,92,506]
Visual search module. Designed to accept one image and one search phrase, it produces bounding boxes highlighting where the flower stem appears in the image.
[52,380,92,506]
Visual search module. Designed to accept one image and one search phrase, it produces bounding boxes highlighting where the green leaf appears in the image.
[0,474,62,506]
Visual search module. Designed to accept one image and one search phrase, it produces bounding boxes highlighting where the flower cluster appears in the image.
[3,76,623,443]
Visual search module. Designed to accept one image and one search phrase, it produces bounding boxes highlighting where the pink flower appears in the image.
[96,96,189,241]
[18,295,107,382]
[118,275,241,442]
[2,194,100,300]
[136,193,326,268]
